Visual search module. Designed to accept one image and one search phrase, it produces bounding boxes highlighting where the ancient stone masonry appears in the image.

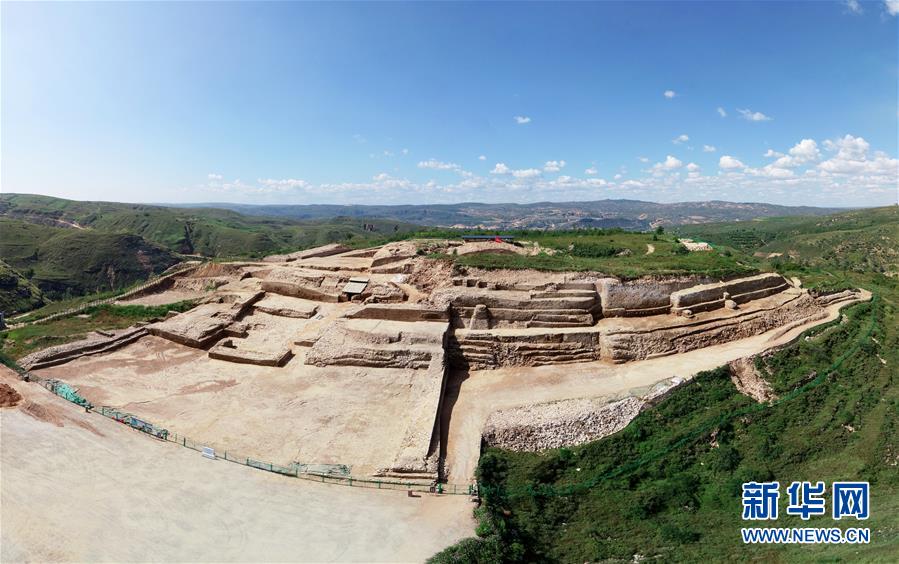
[20,326,149,371]
[669,272,789,315]
[482,397,645,452]
[148,292,264,348]
[22,239,867,482]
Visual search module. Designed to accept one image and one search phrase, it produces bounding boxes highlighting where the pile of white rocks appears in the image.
[482,396,645,452]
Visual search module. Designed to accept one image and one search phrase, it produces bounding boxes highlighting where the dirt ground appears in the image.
[440,291,869,482]
[0,368,475,562]
[118,288,210,306]
[33,336,427,476]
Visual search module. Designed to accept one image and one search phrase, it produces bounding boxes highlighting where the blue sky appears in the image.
[2,1,897,206]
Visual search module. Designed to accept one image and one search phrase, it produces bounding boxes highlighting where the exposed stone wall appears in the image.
[263,243,350,263]
[345,303,450,322]
[208,339,293,367]
[482,397,645,451]
[19,326,148,371]
[603,291,821,363]
[448,330,598,370]
[598,276,709,317]
[253,296,319,318]
[259,269,343,302]
[670,273,788,314]
[433,286,601,329]
[371,242,417,268]
[148,292,263,348]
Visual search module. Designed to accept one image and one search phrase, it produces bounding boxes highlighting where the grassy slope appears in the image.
[0,259,46,314]
[0,302,196,361]
[433,209,899,563]
[0,193,420,313]
[676,206,899,278]
[0,218,180,300]
[407,228,756,278]
[0,193,419,258]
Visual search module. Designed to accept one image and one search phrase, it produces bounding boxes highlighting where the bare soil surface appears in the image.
[0,367,474,562]
[441,291,868,482]
[32,335,426,476]
[118,288,209,306]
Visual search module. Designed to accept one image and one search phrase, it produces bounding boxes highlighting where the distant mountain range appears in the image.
[173,199,848,230]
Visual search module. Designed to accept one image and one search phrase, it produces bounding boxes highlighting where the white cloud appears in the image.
[664,90,676,99]
[352,134,367,143]
[673,134,690,144]
[512,168,542,178]
[703,145,717,153]
[418,159,460,171]
[490,162,542,178]
[402,148,409,155]
[845,0,863,13]
[888,0,899,15]
[514,115,531,124]
[756,165,795,178]
[543,160,567,172]
[202,134,895,206]
[717,107,727,118]
[585,166,598,175]
[478,155,487,161]
[652,155,683,173]
[719,155,745,170]
[819,134,898,175]
[257,178,308,189]
[638,156,650,163]
[738,108,773,122]
[208,173,223,180]
[789,139,821,161]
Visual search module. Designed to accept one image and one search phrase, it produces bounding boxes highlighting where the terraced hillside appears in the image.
[676,206,899,277]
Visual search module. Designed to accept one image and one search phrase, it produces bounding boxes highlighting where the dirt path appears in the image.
[0,368,474,562]
[442,291,869,482]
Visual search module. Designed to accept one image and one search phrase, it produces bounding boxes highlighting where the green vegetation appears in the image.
[0,193,418,258]
[0,217,180,303]
[676,206,899,278]
[433,228,755,278]
[0,193,420,313]
[0,259,46,314]
[436,207,899,562]
[0,301,196,361]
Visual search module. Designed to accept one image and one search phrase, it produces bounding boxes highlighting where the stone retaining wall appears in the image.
[482,396,645,451]
[19,326,149,371]
[670,273,788,314]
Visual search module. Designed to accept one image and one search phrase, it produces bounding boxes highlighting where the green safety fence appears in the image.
[14,294,874,502]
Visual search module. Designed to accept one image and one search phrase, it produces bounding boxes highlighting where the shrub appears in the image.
[570,243,623,258]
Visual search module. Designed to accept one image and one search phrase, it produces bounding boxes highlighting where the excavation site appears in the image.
[19,239,869,488]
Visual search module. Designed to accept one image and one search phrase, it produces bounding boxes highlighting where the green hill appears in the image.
[0,193,418,258]
[675,206,899,277]
[0,259,46,315]
[0,218,180,301]
[433,207,899,562]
